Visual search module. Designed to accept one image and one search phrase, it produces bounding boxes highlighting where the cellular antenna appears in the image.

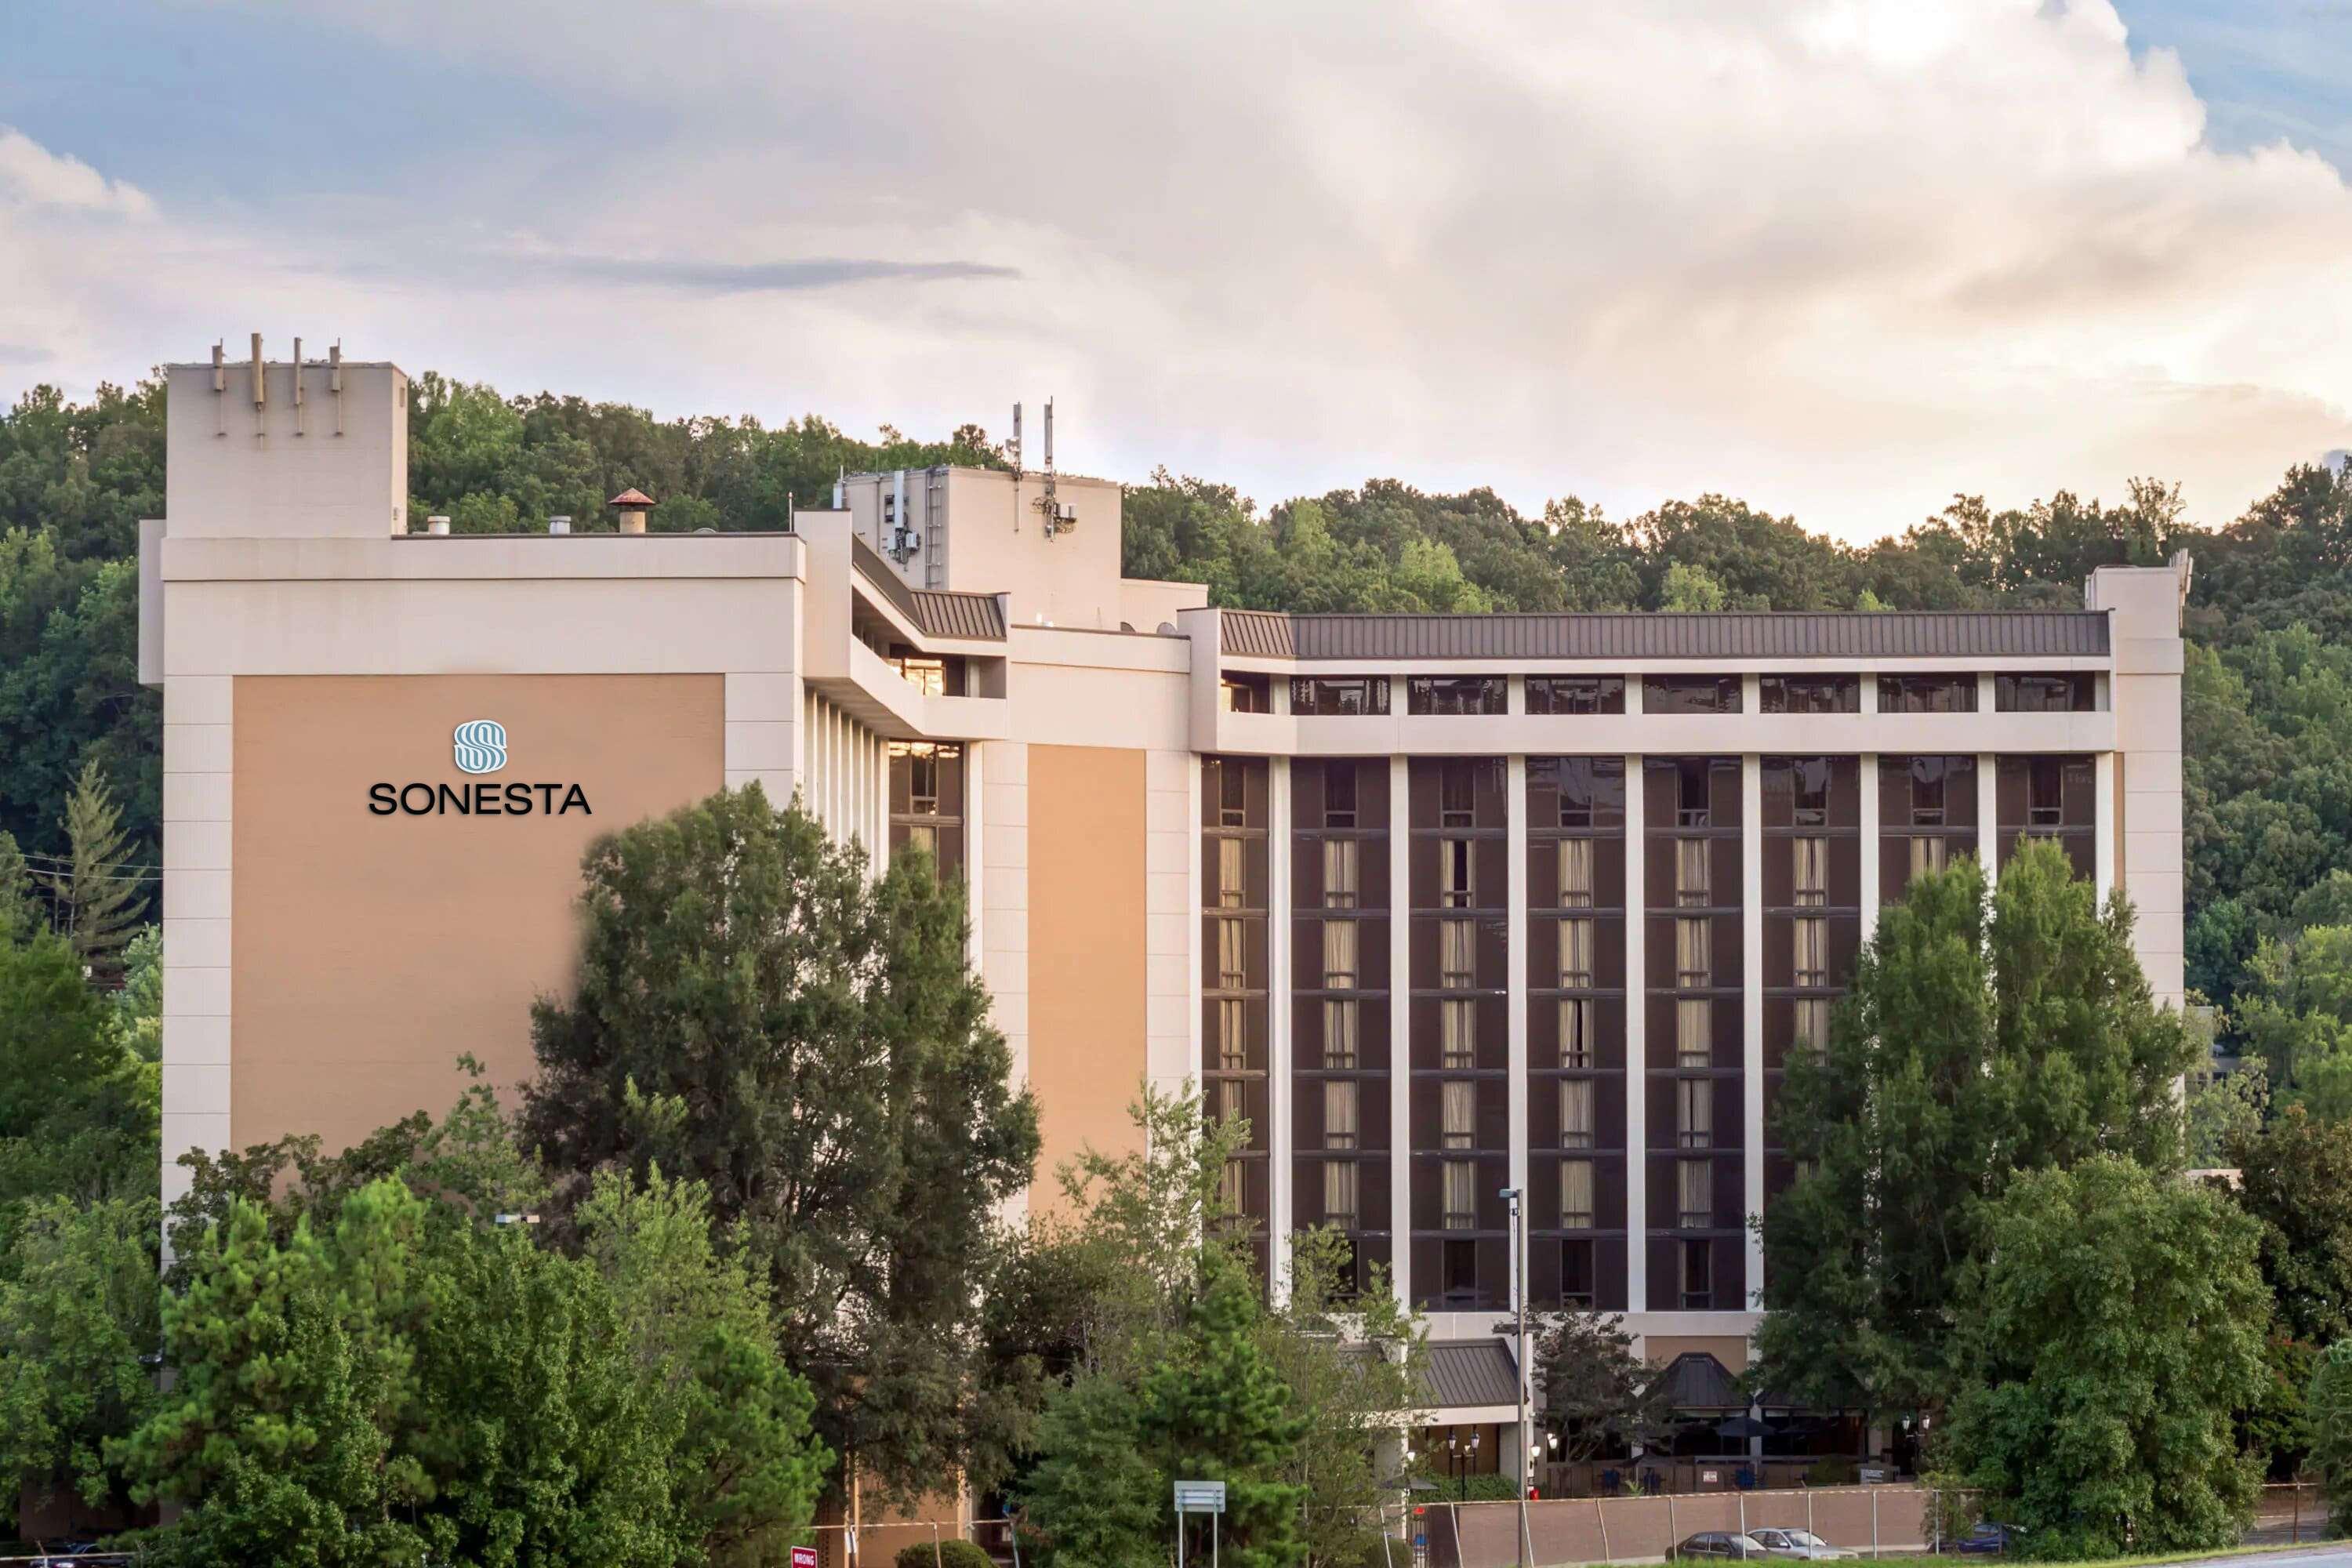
[1010,401,1023,475]
[1034,397,1076,539]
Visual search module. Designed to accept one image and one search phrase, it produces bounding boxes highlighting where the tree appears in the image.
[1656,560,1727,612]
[1936,1157,2267,1559]
[2228,1105,2352,1345]
[521,785,1038,1507]
[2235,925,2352,1121]
[1756,841,2195,1417]
[40,759,147,983]
[2310,1341,2352,1536]
[0,923,155,1232]
[2187,1058,2268,1167]
[1532,1308,1666,1464]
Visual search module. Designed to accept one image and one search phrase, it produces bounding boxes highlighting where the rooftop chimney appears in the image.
[426,515,451,535]
[548,515,572,535]
[608,488,654,535]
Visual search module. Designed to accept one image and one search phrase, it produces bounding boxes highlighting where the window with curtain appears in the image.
[1677,997,1712,1067]
[1558,917,1594,989]
[1218,917,1248,989]
[1441,999,1476,1067]
[1441,1080,1476,1149]
[1218,998,1248,1071]
[1678,1158,1713,1229]
[1911,836,1949,879]
[1794,917,1828,988]
[1559,998,1594,1069]
[1218,836,1246,909]
[1676,917,1711,987]
[1323,999,1358,1069]
[1325,764,1359,826]
[1680,1237,1713,1307]
[1439,919,1476,987]
[1217,1077,1246,1128]
[1443,1160,1477,1229]
[1559,837,1594,908]
[1793,837,1827,906]
[1677,1077,1712,1149]
[1323,918,1358,989]
[1323,1160,1359,1228]
[1560,1078,1595,1149]
[1221,1159,1247,1214]
[1324,1080,1359,1150]
[1323,837,1359,909]
[1794,997,1829,1055]
[1439,839,1475,907]
[1675,838,1711,906]
[1560,1158,1595,1229]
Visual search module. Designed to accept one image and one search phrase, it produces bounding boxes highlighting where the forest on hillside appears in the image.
[6,369,2352,1085]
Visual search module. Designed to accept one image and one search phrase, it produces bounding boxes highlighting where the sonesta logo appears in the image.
[368,720,593,818]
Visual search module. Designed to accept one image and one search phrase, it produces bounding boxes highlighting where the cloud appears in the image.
[0,125,152,216]
[5,1,2352,539]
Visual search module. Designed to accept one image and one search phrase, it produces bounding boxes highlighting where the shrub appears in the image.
[1806,1456,1859,1487]
[895,1538,997,1568]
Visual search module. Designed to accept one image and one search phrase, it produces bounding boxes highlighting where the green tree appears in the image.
[2228,1105,2352,1345]
[0,924,156,1231]
[1757,842,2195,1417]
[2187,1058,2268,1167]
[2236,925,2352,1120]
[1937,1157,2267,1559]
[1533,1307,1667,1464]
[2309,1341,2352,1536]
[522,785,1038,1507]
[40,759,147,984]
[1656,560,1728,612]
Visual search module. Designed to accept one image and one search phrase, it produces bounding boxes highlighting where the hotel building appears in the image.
[140,344,2187,1447]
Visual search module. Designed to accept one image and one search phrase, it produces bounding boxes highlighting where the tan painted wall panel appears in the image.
[1025,744,1149,1212]
[232,674,724,1152]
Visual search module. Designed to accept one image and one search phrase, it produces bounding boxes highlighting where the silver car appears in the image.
[1751,1529,1857,1560]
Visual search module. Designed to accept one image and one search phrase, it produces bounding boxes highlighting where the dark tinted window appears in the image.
[1220,673,1269,712]
[1528,676,1626,714]
[1292,676,1390,716]
[1878,675,1977,713]
[1760,674,1858,713]
[1408,676,1506,715]
[1995,672,2094,712]
[1645,676,1743,714]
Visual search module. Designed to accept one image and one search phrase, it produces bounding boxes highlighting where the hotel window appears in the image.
[1680,1237,1713,1308]
[1323,837,1360,908]
[1910,836,1949,880]
[1678,1158,1714,1229]
[1675,838,1711,906]
[1215,1077,1245,1128]
[1560,1079,1596,1149]
[1910,757,1949,826]
[1760,675,1858,714]
[1218,761,1248,827]
[1325,1080,1360,1150]
[1219,673,1270,712]
[1323,1000,1359,1069]
[1443,1160,1478,1230]
[907,747,941,811]
[1291,676,1391,717]
[1677,998,1712,1067]
[1558,918,1595,989]
[1217,837,1246,909]
[1561,1240,1596,1307]
[1560,1157,1595,1229]
[1676,1079,1713,1150]
[1322,919,1358,989]
[1996,672,2093,713]
[1323,1160,1359,1229]
[895,655,948,697]
[1325,764,1359,827]
[1409,676,1506,716]
[1677,759,1711,827]
[1559,998,1594,1069]
[2028,757,2064,827]
[1218,919,1248,990]
[1556,758,1625,829]
[1439,919,1477,987]
[1793,837,1828,907]
[1441,999,1476,1069]
[1795,997,1830,1055]
[1219,1159,1247,1215]
[1794,917,1828,989]
[904,820,938,861]
[1439,762,1478,827]
[1528,675,1626,715]
[1879,674,1978,713]
[1442,1080,1476,1150]
[1558,837,1594,907]
[1218,999,1247,1072]
[1646,676,1743,714]
[1675,917,1711,988]
[1791,757,1831,827]
[1439,838,1475,907]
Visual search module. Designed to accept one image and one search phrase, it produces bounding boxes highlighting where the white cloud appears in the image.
[0,126,154,216]
[7,0,2352,539]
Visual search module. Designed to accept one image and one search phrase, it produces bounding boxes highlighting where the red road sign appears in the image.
[793,1547,819,1568]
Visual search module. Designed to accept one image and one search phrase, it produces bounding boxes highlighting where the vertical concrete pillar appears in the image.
[1740,754,1765,1303]
[1269,758,1294,1297]
[1622,750,1646,1310]
[1390,754,1414,1312]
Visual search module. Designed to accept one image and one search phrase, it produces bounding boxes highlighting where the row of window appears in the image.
[1261,671,2097,717]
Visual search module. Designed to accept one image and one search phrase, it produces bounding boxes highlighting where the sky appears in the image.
[4,0,2351,543]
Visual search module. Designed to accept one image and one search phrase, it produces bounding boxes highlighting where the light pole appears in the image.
[1501,1185,1530,1568]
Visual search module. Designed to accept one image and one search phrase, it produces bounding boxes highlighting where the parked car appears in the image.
[1751,1529,1857,1559]
[1673,1532,1774,1559]
[1942,1523,2022,1555]
[32,1544,129,1567]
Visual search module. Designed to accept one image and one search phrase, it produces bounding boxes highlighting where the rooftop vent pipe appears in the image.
[426,516,451,535]
[548,515,572,535]
[608,488,654,535]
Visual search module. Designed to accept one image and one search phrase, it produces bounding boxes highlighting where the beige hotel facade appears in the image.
[140,344,2189,1396]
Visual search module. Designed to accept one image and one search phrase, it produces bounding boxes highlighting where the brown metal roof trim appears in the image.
[852,536,1006,641]
[1220,609,2107,660]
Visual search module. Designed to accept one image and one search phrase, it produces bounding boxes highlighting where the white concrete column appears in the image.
[1740,755,1765,1304]
[1976,754,1999,877]
[161,673,235,1217]
[1622,752,1646,1310]
[1858,753,1880,944]
[981,742,1032,1146]
[964,742,985,973]
[1269,758,1294,1296]
[2093,751,2118,903]
[1389,754,1414,1312]
[1506,756,1530,1243]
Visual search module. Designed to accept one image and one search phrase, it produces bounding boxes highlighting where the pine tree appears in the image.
[0,830,34,941]
[42,761,147,985]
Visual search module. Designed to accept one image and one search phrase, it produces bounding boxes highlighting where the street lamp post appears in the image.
[1501,1186,1531,1568]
